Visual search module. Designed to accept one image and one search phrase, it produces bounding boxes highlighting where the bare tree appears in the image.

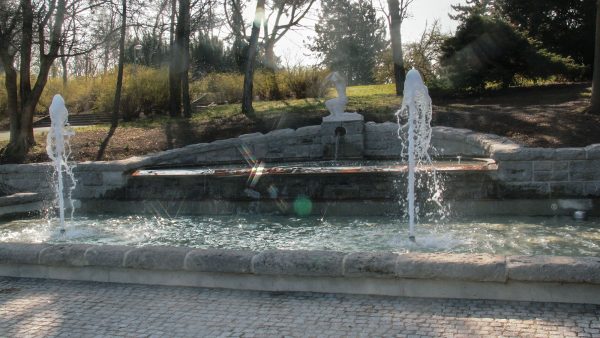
[169,0,192,118]
[403,19,446,82]
[241,0,265,121]
[0,1,21,151]
[0,0,118,163]
[0,0,69,163]
[384,0,413,95]
[97,0,126,160]
[262,0,316,69]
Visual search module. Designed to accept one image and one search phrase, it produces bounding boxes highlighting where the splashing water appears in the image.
[396,69,443,241]
[46,95,77,232]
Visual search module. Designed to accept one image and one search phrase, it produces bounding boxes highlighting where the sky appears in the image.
[273,0,467,66]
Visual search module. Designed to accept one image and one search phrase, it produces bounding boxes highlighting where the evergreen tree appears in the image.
[449,0,498,23]
[310,0,387,85]
[497,0,596,67]
[440,15,584,91]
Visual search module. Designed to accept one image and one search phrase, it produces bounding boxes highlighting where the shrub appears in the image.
[93,66,169,118]
[193,72,244,103]
[283,67,328,99]
[191,68,327,104]
[0,65,330,121]
[39,76,100,115]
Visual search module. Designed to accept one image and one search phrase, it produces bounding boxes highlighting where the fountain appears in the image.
[1,78,600,305]
[45,94,76,233]
[396,69,434,241]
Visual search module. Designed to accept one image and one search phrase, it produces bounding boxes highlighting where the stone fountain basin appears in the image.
[1,243,600,304]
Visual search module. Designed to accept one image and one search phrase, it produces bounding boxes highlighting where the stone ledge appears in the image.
[0,163,53,174]
[184,249,255,274]
[343,252,398,278]
[0,243,50,265]
[1,244,599,286]
[395,253,507,282]
[39,244,93,267]
[507,256,600,284]
[252,250,346,277]
[0,193,44,207]
[84,245,132,267]
[123,246,190,271]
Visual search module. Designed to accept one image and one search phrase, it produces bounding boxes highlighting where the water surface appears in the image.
[1,215,599,256]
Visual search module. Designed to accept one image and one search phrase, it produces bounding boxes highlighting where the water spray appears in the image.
[46,94,76,233]
[397,69,433,242]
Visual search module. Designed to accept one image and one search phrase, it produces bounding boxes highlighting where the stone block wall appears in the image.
[148,125,324,167]
[0,163,54,197]
[492,145,600,198]
[364,124,518,159]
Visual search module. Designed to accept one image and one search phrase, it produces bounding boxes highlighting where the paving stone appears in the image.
[0,277,597,337]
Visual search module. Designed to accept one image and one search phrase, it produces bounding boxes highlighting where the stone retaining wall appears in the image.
[0,124,599,203]
[492,145,600,198]
[1,243,600,304]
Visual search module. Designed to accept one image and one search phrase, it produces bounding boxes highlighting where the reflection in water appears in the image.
[1,215,599,256]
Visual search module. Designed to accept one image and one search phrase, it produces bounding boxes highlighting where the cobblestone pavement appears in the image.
[1,277,599,338]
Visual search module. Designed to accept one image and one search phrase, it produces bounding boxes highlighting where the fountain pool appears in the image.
[1,214,599,256]
[2,71,600,304]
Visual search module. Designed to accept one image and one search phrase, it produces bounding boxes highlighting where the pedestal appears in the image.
[320,113,365,160]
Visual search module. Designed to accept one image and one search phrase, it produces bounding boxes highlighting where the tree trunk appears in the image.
[0,57,19,144]
[96,0,126,161]
[19,0,34,108]
[169,0,181,117]
[180,0,192,118]
[388,0,406,96]
[113,0,127,127]
[0,63,25,163]
[169,44,182,117]
[1,0,35,163]
[61,57,68,88]
[264,41,281,100]
[591,0,600,113]
[265,40,276,70]
[241,0,265,122]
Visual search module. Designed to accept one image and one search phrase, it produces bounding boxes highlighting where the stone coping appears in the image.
[0,125,596,174]
[1,243,599,285]
[0,193,44,207]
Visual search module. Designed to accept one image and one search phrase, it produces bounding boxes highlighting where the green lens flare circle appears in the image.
[293,195,313,216]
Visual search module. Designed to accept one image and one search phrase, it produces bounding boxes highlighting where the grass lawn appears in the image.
[1,82,599,163]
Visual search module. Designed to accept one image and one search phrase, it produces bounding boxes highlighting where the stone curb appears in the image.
[395,253,507,282]
[252,250,346,277]
[508,256,600,284]
[1,243,599,285]
[184,249,255,274]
